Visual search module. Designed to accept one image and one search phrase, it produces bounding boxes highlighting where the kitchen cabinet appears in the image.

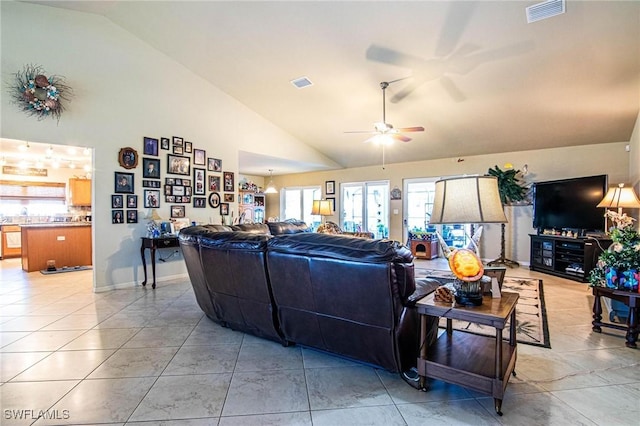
[69,178,91,206]
[2,225,22,258]
[21,224,92,272]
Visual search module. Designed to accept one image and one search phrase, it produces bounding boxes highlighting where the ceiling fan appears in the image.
[344,81,424,145]
[366,3,534,103]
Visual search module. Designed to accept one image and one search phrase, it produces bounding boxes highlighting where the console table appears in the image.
[591,286,639,348]
[140,236,179,289]
[416,291,519,416]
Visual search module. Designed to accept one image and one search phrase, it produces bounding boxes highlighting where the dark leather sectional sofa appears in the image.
[178,221,439,377]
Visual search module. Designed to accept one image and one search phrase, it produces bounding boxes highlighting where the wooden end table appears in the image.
[591,286,639,348]
[140,236,179,289]
[416,291,519,416]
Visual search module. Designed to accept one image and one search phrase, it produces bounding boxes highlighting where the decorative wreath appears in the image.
[11,64,72,121]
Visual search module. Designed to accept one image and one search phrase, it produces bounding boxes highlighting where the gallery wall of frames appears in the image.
[112,135,233,225]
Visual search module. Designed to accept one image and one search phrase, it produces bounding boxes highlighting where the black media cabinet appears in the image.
[529,234,611,282]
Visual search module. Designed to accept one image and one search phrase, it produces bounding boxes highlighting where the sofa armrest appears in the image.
[405,277,441,307]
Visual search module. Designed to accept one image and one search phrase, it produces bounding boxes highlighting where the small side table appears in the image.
[416,292,519,416]
[140,236,179,289]
[591,286,639,348]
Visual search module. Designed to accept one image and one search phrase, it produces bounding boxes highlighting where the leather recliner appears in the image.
[179,223,439,374]
[266,232,438,372]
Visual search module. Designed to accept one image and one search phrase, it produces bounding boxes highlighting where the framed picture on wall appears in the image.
[114,172,134,194]
[194,168,206,195]
[126,210,138,224]
[111,194,123,208]
[144,189,160,208]
[220,203,229,216]
[160,137,170,150]
[171,205,186,218]
[142,157,161,179]
[223,171,234,192]
[112,210,124,224]
[143,137,159,156]
[326,197,336,212]
[325,180,335,195]
[193,149,206,166]
[167,154,190,176]
[126,195,137,208]
[118,147,138,170]
[208,158,222,172]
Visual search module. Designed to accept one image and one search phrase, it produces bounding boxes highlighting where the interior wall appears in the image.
[269,142,630,264]
[628,111,640,224]
[1,2,334,291]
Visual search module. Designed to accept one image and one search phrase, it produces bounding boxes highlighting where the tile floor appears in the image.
[0,257,638,425]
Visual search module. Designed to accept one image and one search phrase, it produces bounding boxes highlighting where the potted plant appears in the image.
[486,165,528,267]
[589,210,640,291]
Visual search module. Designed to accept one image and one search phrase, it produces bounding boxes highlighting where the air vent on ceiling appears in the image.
[526,0,565,23]
[290,76,313,89]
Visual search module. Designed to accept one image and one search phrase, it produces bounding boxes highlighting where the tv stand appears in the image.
[529,234,611,282]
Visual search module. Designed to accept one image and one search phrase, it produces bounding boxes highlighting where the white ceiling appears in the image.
[23,1,640,176]
[0,138,92,171]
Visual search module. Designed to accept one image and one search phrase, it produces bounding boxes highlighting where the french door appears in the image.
[341,181,389,238]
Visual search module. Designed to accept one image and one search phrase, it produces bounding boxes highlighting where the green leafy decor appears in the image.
[487,165,527,205]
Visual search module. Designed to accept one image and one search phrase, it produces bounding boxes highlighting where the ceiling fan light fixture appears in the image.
[374,122,392,133]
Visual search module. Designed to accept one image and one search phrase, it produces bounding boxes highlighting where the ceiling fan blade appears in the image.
[392,134,412,143]
[366,44,424,68]
[434,2,477,58]
[439,76,466,102]
[363,136,379,144]
[390,80,423,103]
[448,41,535,75]
[395,126,425,132]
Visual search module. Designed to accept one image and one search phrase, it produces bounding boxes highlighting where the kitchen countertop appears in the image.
[17,223,92,228]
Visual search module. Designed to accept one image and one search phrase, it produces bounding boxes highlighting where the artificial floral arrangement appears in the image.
[589,210,640,291]
[11,64,71,121]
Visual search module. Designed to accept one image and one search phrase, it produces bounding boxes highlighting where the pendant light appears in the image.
[264,169,278,194]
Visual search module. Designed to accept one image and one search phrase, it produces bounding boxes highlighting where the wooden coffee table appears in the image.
[416,292,519,416]
[591,286,639,348]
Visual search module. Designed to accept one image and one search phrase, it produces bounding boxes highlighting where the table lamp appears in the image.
[597,183,640,213]
[429,175,507,306]
[312,199,333,231]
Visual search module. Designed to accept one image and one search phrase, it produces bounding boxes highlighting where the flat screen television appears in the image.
[532,175,607,233]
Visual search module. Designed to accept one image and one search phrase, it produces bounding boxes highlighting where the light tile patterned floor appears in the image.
[1,257,638,425]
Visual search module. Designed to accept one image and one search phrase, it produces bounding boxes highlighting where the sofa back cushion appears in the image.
[266,233,415,371]
[197,231,283,343]
[266,220,310,235]
[178,226,217,320]
[232,223,271,234]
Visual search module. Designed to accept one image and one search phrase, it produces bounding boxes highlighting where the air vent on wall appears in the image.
[526,0,565,23]
[290,76,313,89]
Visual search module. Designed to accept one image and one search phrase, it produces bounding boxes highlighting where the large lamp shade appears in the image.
[430,175,507,225]
[597,183,640,212]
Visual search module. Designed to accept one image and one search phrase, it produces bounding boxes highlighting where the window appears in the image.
[342,181,389,238]
[405,179,437,231]
[0,181,67,216]
[404,177,469,248]
[280,186,321,228]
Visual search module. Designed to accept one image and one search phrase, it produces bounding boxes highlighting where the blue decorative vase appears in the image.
[605,267,639,292]
[605,267,618,289]
[618,269,639,292]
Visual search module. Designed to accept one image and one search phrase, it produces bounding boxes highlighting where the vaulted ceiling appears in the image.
[25,1,640,175]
